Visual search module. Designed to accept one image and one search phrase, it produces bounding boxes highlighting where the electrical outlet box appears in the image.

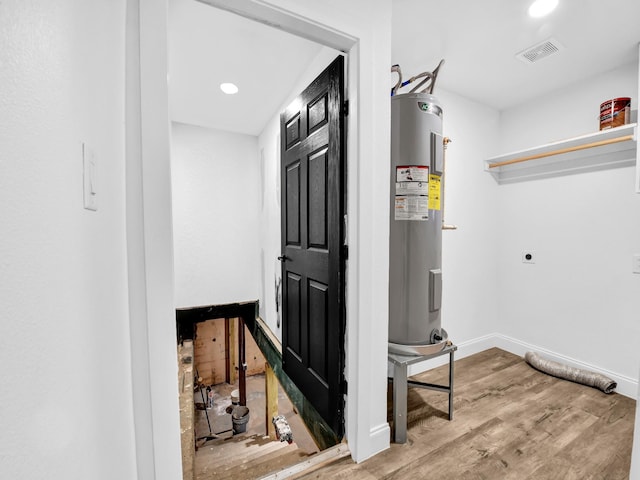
[522,251,535,264]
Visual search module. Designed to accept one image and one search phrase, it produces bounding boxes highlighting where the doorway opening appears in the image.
[168,0,348,477]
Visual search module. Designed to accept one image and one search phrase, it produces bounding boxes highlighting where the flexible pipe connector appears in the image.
[390,59,444,96]
[524,351,616,394]
[391,64,403,96]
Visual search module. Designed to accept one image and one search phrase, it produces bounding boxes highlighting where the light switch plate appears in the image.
[83,143,97,211]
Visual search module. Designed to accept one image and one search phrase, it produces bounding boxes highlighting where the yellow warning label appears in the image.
[428,174,441,210]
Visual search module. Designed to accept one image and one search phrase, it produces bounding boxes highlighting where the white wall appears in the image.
[438,89,501,346]
[0,1,137,479]
[171,122,260,307]
[256,90,282,338]
[495,62,640,391]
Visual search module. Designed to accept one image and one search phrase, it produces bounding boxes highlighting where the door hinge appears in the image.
[343,244,348,260]
[343,100,349,116]
[342,379,348,395]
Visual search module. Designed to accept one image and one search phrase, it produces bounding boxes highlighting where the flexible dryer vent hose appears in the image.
[524,351,617,394]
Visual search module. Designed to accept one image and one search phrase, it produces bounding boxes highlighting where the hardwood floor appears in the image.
[297,348,636,480]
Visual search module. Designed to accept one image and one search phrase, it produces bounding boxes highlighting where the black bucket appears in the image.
[231,406,250,434]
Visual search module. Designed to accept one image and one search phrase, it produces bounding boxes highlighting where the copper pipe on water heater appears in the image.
[441,137,458,231]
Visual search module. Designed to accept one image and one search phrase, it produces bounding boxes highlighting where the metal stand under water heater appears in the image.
[388,61,452,356]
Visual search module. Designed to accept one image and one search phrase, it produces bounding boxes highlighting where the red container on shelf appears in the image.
[599,97,631,130]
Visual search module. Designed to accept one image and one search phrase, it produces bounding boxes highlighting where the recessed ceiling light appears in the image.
[528,0,558,17]
[220,82,239,95]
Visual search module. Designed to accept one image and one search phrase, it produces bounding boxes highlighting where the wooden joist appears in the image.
[265,362,279,440]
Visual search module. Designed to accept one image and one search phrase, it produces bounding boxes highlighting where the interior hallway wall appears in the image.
[0,1,137,478]
[495,61,640,391]
[171,122,260,307]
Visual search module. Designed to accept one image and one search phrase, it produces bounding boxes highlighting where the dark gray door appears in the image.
[280,56,345,436]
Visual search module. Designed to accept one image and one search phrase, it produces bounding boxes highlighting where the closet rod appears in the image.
[488,134,634,169]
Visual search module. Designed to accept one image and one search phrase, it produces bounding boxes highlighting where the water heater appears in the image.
[388,92,448,356]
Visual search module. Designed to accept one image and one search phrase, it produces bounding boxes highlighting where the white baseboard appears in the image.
[398,333,637,398]
[360,423,391,462]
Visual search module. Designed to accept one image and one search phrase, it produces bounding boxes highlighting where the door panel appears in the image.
[280,55,345,436]
[286,272,302,357]
[307,148,328,249]
[285,162,301,246]
[308,92,328,133]
[285,114,301,148]
[308,280,329,383]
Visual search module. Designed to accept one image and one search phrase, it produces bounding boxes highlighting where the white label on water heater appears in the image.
[395,181,429,195]
[396,165,429,182]
[395,165,429,221]
[395,196,429,220]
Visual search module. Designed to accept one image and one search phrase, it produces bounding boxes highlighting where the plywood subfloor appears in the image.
[297,347,636,480]
[194,374,319,479]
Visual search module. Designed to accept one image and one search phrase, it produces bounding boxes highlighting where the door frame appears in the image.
[128,0,391,475]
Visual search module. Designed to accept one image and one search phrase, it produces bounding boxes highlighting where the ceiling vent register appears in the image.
[516,38,564,63]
